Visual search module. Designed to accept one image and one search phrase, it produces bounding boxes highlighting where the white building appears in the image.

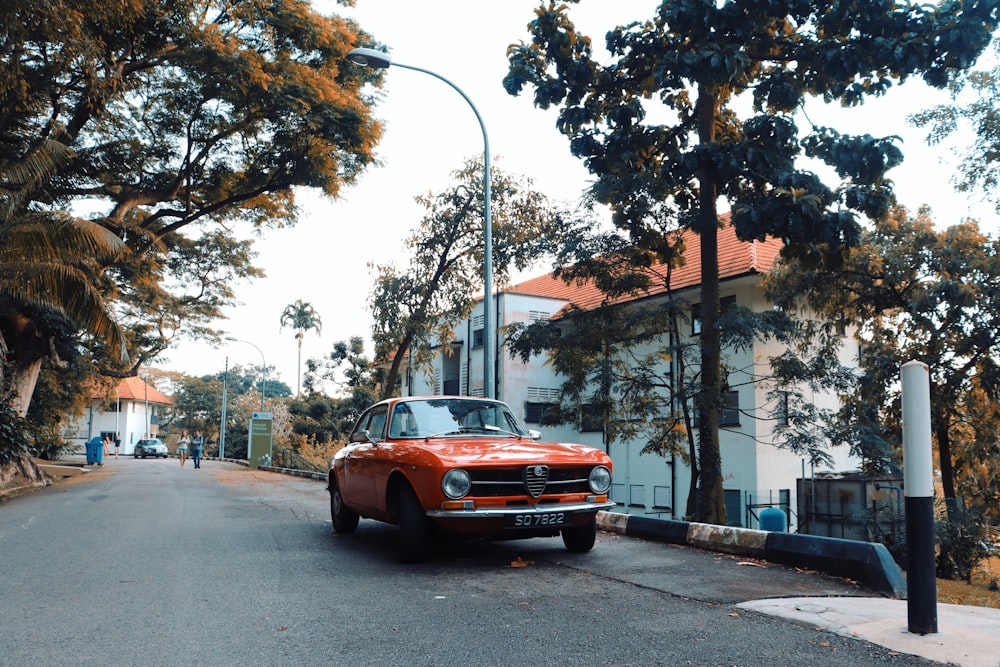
[65,376,172,455]
[404,223,860,530]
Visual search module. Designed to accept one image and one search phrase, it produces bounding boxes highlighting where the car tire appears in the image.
[561,515,597,553]
[397,484,428,564]
[329,476,359,534]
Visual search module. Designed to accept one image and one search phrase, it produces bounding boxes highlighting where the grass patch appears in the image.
[935,556,1000,609]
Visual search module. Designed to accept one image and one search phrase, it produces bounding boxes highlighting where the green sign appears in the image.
[248,412,273,468]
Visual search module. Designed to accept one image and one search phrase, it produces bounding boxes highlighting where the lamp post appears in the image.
[219,356,228,459]
[225,337,266,411]
[346,47,495,400]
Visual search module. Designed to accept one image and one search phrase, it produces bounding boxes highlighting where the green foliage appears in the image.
[766,206,1000,512]
[304,337,382,416]
[0,384,28,466]
[911,38,1000,213]
[369,157,568,398]
[936,501,997,582]
[0,0,382,418]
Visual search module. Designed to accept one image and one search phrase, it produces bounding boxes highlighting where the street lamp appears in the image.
[346,47,495,400]
[225,337,266,411]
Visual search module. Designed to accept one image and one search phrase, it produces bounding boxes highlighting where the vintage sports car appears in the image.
[328,396,614,562]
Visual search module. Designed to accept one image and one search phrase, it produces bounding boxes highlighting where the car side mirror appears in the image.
[350,430,376,444]
[528,429,541,440]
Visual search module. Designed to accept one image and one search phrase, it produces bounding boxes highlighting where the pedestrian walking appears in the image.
[191,430,204,469]
[114,433,121,457]
[177,431,190,468]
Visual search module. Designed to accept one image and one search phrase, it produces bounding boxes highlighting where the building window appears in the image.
[611,483,626,506]
[724,489,743,527]
[580,403,603,432]
[721,390,741,427]
[696,391,741,427]
[629,484,646,508]
[775,391,790,426]
[653,486,672,511]
[528,310,551,322]
[524,387,560,424]
[524,402,556,424]
[471,314,484,349]
[691,295,736,335]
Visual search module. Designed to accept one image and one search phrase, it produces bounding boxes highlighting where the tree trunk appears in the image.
[694,85,727,525]
[0,314,49,417]
[12,357,43,417]
[382,328,417,401]
[296,334,302,398]
[936,420,958,519]
[0,456,47,497]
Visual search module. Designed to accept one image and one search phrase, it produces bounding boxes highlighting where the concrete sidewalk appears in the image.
[596,511,1000,667]
[739,596,1000,667]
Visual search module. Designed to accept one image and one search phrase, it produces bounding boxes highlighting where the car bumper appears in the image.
[426,499,616,520]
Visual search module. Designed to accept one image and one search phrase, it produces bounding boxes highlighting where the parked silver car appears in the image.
[134,438,168,458]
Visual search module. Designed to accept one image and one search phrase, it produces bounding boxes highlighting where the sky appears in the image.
[152,0,998,393]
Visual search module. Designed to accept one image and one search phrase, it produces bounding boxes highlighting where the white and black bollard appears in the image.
[901,360,937,635]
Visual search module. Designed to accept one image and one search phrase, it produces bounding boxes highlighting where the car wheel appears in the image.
[397,484,428,564]
[561,515,597,553]
[329,476,359,534]
[133,452,138,458]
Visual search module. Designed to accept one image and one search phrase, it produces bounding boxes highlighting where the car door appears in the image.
[342,404,389,513]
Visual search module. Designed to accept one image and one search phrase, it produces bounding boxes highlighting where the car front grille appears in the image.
[468,466,592,498]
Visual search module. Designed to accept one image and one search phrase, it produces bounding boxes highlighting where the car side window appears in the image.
[351,405,389,442]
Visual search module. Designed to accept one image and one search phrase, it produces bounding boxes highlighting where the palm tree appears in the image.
[279,300,322,397]
[0,137,128,416]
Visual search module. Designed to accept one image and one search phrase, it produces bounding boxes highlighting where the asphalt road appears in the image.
[0,458,942,667]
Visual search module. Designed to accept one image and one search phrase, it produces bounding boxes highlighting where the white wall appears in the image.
[65,399,165,455]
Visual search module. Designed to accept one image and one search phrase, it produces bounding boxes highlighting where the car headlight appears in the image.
[588,466,612,494]
[441,469,472,499]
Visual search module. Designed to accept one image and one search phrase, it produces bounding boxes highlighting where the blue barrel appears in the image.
[759,507,787,532]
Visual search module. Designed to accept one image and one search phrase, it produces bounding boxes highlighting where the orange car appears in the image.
[328,396,615,562]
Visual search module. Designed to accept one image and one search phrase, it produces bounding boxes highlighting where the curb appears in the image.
[597,511,907,599]
[205,457,327,481]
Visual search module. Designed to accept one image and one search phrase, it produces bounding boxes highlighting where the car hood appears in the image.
[413,438,609,467]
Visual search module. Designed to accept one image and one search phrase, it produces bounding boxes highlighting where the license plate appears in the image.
[505,511,569,528]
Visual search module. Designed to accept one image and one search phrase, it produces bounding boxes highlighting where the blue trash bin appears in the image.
[759,507,787,532]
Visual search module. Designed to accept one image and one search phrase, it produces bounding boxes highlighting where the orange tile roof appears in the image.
[508,220,782,312]
[103,376,173,405]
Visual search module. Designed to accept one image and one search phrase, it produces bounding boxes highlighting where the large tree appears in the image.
[369,158,565,399]
[765,207,1000,524]
[0,0,382,413]
[504,0,999,523]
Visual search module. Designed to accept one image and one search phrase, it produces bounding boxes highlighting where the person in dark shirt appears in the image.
[190,430,205,469]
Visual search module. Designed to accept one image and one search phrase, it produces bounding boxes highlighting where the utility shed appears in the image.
[797,473,904,547]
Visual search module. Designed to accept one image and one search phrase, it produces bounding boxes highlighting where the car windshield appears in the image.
[388,398,529,439]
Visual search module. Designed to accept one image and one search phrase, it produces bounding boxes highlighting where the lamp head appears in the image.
[346,47,392,69]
